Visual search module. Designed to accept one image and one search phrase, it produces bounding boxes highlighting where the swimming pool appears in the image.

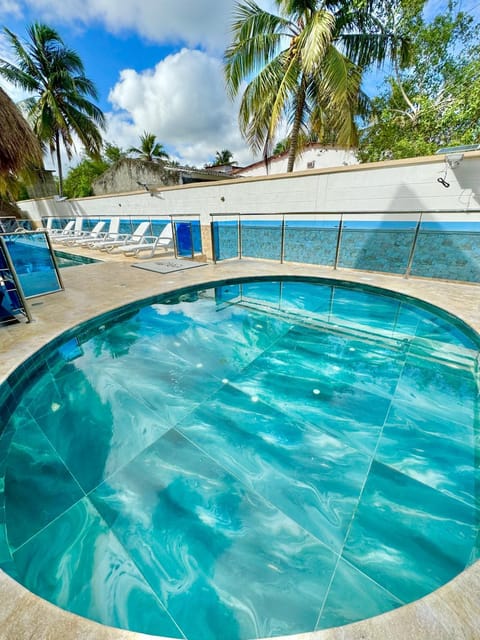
[54,249,100,268]
[0,277,478,640]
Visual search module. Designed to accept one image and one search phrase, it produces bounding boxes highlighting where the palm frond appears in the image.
[311,47,363,145]
[239,51,298,152]
[225,0,291,97]
[296,9,335,74]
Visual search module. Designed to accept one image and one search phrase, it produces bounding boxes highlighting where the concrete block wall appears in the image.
[17,152,480,268]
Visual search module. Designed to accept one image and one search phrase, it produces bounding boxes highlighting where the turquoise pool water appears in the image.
[54,249,100,268]
[0,277,479,639]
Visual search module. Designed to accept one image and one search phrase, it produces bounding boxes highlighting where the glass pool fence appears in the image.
[211,210,480,284]
[42,214,202,259]
[0,230,63,325]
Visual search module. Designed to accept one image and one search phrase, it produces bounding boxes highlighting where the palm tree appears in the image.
[213,149,234,165]
[225,0,410,172]
[0,23,105,197]
[128,132,170,162]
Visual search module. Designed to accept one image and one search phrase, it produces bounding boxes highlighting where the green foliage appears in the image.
[63,156,108,198]
[128,131,169,162]
[212,149,234,165]
[0,22,105,195]
[273,138,289,155]
[103,142,125,164]
[14,180,31,201]
[224,0,411,171]
[358,3,480,161]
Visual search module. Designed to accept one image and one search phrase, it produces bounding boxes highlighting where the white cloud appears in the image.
[2,0,279,52]
[106,48,256,167]
[0,0,22,19]
[0,1,279,170]
[8,0,237,52]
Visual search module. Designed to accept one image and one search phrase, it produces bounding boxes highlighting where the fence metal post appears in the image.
[44,230,64,291]
[0,236,32,322]
[210,216,217,263]
[171,215,178,259]
[334,214,343,270]
[280,214,286,263]
[405,212,423,278]
[238,214,242,260]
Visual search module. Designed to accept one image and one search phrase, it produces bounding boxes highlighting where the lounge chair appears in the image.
[66,221,107,246]
[52,218,84,244]
[110,222,173,258]
[48,220,75,238]
[111,235,160,258]
[100,221,150,252]
[87,218,123,250]
[156,223,173,251]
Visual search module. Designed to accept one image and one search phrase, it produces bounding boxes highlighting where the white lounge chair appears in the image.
[67,221,107,246]
[87,218,121,249]
[113,235,160,258]
[156,223,173,251]
[48,220,75,238]
[110,222,174,258]
[100,221,150,252]
[53,218,84,244]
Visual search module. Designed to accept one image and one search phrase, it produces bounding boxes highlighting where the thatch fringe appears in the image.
[0,87,42,175]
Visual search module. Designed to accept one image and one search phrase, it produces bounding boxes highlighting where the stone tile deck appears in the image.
[1,258,479,640]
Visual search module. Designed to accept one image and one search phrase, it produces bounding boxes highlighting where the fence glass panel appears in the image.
[338,214,418,274]
[240,215,282,260]
[3,231,62,297]
[212,218,239,260]
[0,238,30,324]
[150,218,171,237]
[283,214,340,265]
[0,217,31,232]
[410,212,480,283]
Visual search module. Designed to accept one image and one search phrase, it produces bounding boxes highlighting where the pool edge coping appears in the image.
[1,259,479,640]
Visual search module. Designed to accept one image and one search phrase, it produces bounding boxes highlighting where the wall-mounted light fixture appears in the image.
[446,152,464,169]
[136,181,162,197]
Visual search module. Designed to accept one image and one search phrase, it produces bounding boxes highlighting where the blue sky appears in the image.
[0,0,478,173]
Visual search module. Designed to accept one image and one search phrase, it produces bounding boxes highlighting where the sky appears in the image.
[0,0,478,175]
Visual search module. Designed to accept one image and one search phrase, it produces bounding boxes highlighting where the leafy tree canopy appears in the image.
[104,142,126,164]
[225,0,411,172]
[63,155,109,198]
[128,131,169,162]
[211,149,235,165]
[358,1,480,161]
[0,23,105,196]
[62,141,128,198]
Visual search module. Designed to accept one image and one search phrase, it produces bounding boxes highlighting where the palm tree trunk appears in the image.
[287,77,307,173]
[55,130,63,197]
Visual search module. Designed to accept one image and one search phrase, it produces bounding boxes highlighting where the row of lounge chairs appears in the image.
[48,219,173,258]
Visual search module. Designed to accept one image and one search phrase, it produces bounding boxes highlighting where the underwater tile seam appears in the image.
[0,259,479,640]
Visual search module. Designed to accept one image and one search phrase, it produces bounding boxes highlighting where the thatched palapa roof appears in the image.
[0,87,42,175]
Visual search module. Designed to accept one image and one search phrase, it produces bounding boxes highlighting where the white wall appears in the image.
[239,147,358,178]
[18,152,480,228]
